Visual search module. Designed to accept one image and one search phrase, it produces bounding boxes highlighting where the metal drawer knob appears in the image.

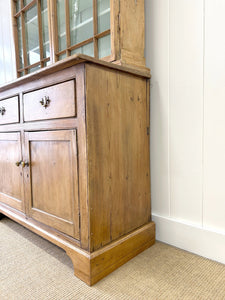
[15,161,29,168]
[15,160,22,167]
[40,96,50,108]
[21,161,29,168]
[0,106,6,115]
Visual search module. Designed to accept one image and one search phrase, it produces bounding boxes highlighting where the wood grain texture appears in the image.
[0,132,24,211]
[67,222,155,286]
[86,64,151,251]
[23,80,76,122]
[0,58,154,285]
[119,0,146,67]
[0,96,19,125]
[24,130,79,239]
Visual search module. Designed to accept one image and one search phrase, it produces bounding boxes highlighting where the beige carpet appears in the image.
[0,217,225,300]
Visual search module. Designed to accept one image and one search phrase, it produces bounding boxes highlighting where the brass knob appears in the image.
[15,160,22,167]
[21,161,29,168]
[0,107,6,115]
[40,96,50,108]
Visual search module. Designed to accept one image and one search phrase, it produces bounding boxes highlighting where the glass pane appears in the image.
[97,0,110,33]
[58,52,67,60]
[98,34,111,58]
[71,42,94,57]
[44,60,51,67]
[69,0,93,46]
[24,0,33,7]
[17,16,24,68]
[41,0,50,58]
[57,0,66,52]
[16,0,21,12]
[25,4,40,65]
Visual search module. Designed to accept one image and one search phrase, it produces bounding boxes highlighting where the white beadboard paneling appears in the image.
[147,0,170,216]
[0,0,16,85]
[153,214,225,265]
[169,0,203,225]
[204,0,225,231]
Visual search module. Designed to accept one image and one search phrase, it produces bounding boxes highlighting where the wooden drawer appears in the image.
[0,96,19,125]
[23,80,76,122]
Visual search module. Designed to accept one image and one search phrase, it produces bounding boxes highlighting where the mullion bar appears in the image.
[14,0,37,17]
[37,0,44,67]
[93,0,98,58]
[11,1,21,77]
[65,0,71,57]
[20,0,28,74]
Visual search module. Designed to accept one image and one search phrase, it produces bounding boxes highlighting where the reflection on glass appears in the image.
[71,42,94,57]
[25,4,40,65]
[41,0,50,58]
[24,0,33,7]
[98,34,111,58]
[59,53,67,60]
[16,0,21,12]
[17,16,24,68]
[69,0,93,46]
[97,0,110,33]
[57,0,66,51]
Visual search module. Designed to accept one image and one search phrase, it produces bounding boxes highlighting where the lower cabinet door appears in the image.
[0,132,24,211]
[24,130,80,239]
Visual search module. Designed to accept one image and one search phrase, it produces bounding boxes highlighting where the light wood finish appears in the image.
[0,57,154,285]
[86,64,151,251]
[23,80,76,122]
[0,96,19,125]
[0,132,24,212]
[24,130,79,239]
[67,222,155,286]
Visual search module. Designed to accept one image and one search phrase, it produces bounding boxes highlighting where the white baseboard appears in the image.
[152,214,225,265]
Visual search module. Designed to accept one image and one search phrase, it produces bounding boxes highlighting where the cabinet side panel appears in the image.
[86,64,150,251]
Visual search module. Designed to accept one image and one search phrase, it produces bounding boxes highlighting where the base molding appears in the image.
[0,203,155,285]
[153,214,225,265]
[67,222,155,285]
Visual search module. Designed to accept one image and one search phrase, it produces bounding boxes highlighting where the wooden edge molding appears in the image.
[0,203,155,286]
[0,54,151,93]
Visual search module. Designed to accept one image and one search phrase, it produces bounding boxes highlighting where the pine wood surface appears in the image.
[0,96,19,125]
[0,57,154,285]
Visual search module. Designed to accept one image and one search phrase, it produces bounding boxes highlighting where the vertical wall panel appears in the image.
[0,1,16,85]
[169,0,203,225]
[146,0,170,216]
[204,0,225,232]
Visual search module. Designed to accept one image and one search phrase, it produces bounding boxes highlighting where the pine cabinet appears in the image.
[11,0,146,77]
[0,55,155,285]
[0,132,24,211]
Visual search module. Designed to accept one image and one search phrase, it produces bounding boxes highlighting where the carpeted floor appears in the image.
[0,217,225,300]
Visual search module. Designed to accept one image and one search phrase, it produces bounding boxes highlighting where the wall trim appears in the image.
[152,214,225,265]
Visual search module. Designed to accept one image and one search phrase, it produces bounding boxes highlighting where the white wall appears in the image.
[0,0,224,264]
[146,0,225,264]
[0,1,16,85]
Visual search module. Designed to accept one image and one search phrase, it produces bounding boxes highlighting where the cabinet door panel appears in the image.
[0,132,24,211]
[24,130,79,239]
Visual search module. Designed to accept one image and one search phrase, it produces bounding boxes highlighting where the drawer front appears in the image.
[23,80,76,122]
[0,96,19,125]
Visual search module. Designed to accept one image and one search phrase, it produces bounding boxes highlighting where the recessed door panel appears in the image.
[24,130,79,239]
[0,132,24,211]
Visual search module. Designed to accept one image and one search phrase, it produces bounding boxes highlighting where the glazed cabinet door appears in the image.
[24,130,80,239]
[0,132,24,212]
